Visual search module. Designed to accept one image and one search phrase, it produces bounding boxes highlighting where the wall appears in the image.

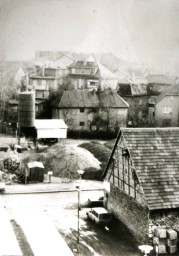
[155,95,179,127]
[105,184,149,243]
[35,90,49,99]
[69,67,95,75]
[52,107,128,131]
[123,95,149,122]
[30,78,58,91]
[104,135,149,242]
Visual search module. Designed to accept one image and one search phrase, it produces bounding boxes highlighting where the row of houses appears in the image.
[2,52,179,130]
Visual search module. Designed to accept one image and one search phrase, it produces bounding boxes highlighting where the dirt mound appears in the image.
[20,143,101,179]
[79,141,112,165]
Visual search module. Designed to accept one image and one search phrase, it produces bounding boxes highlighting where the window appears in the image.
[170,96,173,101]
[79,121,85,126]
[42,80,46,86]
[71,68,75,74]
[33,80,37,86]
[80,108,84,113]
[162,106,172,114]
[139,99,142,106]
[90,81,96,86]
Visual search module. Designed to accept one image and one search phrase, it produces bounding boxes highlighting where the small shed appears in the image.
[34,119,68,139]
[27,161,44,182]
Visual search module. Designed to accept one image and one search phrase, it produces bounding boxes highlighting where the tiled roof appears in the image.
[51,90,129,108]
[121,128,179,210]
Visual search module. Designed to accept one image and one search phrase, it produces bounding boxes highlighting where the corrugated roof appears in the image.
[34,119,68,129]
[53,90,129,108]
[120,128,179,210]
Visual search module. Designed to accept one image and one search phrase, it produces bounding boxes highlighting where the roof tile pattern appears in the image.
[121,128,179,210]
[54,90,129,108]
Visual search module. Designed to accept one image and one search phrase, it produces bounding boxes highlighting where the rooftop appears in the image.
[156,83,179,104]
[146,74,176,85]
[105,127,179,210]
[123,128,179,210]
[34,119,68,129]
[51,89,129,109]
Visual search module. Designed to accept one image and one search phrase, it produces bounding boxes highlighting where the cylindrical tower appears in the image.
[18,91,35,127]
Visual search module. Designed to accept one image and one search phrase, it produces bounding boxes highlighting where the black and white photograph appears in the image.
[0,0,179,255]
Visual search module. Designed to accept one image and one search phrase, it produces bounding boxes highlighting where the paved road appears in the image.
[1,191,141,256]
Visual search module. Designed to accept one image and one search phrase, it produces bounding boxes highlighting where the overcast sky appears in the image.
[0,0,179,74]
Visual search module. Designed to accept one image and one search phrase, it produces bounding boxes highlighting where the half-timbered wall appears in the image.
[104,136,149,242]
[108,136,144,203]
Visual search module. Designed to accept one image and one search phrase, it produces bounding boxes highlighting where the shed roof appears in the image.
[27,161,44,169]
[34,119,68,129]
[52,90,129,108]
[105,127,179,210]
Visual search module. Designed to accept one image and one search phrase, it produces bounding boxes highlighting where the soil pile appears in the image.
[20,143,101,179]
[79,141,112,167]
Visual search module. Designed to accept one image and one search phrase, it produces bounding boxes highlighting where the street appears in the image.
[0,190,141,256]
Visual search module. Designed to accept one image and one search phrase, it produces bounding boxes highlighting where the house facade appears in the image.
[103,128,179,242]
[122,95,149,126]
[51,89,129,132]
[68,60,99,90]
[153,84,179,127]
[29,67,65,95]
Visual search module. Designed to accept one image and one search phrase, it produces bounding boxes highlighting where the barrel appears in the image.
[18,92,35,127]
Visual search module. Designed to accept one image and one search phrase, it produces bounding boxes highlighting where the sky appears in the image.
[0,0,179,74]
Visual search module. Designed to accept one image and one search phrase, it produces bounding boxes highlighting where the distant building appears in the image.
[51,89,129,132]
[29,67,63,96]
[5,99,46,125]
[151,83,179,127]
[68,58,118,91]
[53,54,75,71]
[116,70,149,126]
[103,127,179,242]
[146,74,175,95]
[68,58,99,90]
